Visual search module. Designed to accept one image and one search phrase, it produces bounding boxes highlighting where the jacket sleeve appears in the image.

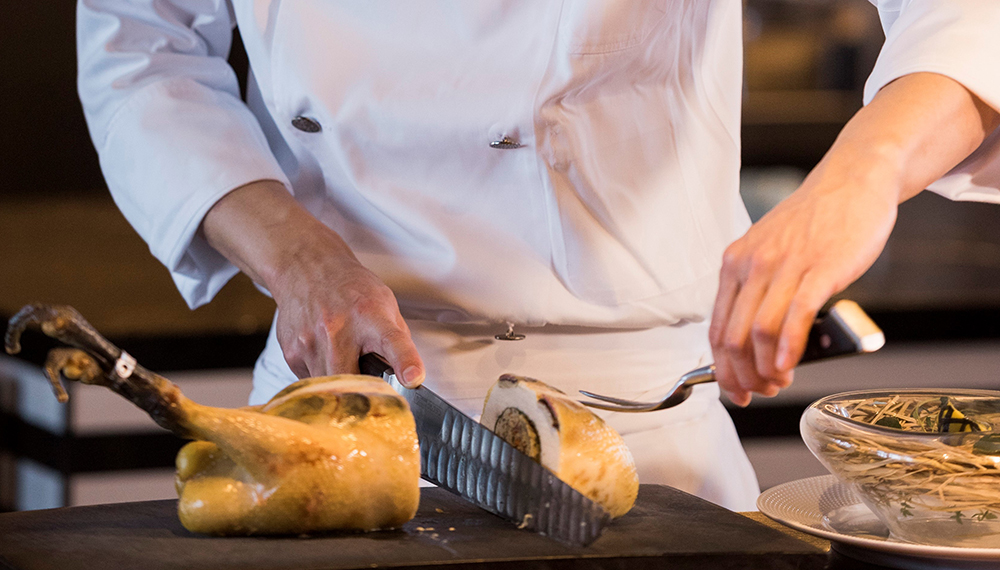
[78,0,290,307]
[866,0,1000,204]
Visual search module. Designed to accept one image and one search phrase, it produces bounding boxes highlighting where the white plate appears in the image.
[757,475,1000,569]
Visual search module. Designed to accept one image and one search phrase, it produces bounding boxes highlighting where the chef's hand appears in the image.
[709,159,896,406]
[201,180,425,387]
[710,72,999,406]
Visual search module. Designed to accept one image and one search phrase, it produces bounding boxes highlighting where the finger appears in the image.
[723,268,772,395]
[713,302,751,406]
[776,271,836,371]
[726,339,768,397]
[375,326,425,388]
[723,384,753,408]
[328,339,361,376]
[757,374,788,398]
[349,296,425,387]
[709,247,744,402]
[286,353,312,379]
[311,313,360,376]
[277,329,314,379]
[716,296,765,406]
[751,266,804,387]
[709,246,743,351]
[714,348,744,405]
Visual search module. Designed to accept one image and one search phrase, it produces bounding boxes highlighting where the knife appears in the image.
[359,353,611,546]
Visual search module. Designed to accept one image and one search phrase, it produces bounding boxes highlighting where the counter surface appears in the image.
[0,484,827,570]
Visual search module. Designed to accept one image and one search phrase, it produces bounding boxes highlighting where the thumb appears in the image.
[378,329,425,388]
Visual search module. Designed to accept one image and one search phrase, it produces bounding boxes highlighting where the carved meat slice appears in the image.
[5,304,420,535]
[481,374,638,518]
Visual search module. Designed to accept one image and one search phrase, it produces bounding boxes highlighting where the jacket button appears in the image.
[291,116,321,133]
[490,136,521,149]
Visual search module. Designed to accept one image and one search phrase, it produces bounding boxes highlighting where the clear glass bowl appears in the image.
[801,389,1000,547]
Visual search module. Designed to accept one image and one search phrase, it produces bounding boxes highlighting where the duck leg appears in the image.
[43,348,104,401]
[6,303,193,438]
[6,304,350,484]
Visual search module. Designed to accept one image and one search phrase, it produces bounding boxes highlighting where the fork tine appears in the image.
[577,364,717,413]
[579,399,657,412]
[577,390,648,406]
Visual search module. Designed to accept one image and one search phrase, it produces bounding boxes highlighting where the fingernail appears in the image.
[402,366,423,387]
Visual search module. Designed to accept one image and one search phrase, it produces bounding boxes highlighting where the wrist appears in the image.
[807,137,906,205]
[263,219,360,299]
[817,99,913,203]
[202,180,358,292]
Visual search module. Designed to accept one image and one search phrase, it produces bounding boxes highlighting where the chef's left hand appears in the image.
[709,72,1000,406]
[709,163,897,407]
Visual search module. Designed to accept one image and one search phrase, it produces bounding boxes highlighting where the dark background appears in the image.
[3,2,102,197]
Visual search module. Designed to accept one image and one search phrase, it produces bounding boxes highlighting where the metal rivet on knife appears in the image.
[495,322,525,341]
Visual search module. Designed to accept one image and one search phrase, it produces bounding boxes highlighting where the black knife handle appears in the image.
[359,352,394,378]
[800,300,884,364]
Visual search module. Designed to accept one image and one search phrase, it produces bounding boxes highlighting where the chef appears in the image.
[77,1,1000,511]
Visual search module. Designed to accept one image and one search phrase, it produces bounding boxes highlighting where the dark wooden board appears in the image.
[0,485,825,570]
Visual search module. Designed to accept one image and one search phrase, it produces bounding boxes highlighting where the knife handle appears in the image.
[800,300,885,364]
[359,352,394,379]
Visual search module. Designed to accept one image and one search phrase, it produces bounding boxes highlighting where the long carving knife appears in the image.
[359,353,611,546]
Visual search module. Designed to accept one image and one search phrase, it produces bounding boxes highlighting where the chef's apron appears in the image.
[249,316,760,512]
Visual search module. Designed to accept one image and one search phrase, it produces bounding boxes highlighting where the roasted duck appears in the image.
[4,304,420,535]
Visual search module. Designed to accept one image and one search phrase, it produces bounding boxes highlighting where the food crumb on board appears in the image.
[517,513,533,530]
[448,527,455,532]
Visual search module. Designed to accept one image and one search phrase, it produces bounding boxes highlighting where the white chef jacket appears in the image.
[866,0,1000,204]
[79,0,749,324]
[76,0,1000,323]
[78,0,1000,511]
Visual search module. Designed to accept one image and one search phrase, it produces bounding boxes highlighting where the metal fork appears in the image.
[578,300,885,413]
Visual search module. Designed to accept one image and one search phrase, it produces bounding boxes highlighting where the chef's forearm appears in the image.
[200,179,359,292]
[815,72,999,203]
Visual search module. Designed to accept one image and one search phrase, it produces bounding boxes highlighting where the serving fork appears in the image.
[579,300,885,413]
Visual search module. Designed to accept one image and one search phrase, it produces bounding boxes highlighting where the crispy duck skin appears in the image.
[5,304,420,535]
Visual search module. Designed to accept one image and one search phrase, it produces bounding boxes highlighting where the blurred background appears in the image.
[3,0,1000,512]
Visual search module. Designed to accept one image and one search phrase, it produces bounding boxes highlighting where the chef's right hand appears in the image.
[201,180,425,387]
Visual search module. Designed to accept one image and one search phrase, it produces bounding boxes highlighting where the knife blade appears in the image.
[359,353,611,546]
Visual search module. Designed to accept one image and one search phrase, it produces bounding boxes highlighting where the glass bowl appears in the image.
[801,389,1000,547]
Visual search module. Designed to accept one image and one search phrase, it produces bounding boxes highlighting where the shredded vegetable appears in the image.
[810,395,1000,522]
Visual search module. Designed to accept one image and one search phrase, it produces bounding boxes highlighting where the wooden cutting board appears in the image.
[0,485,825,570]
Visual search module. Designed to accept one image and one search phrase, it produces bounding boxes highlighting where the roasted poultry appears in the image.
[482,374,638,518]
[4,304,420,535]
